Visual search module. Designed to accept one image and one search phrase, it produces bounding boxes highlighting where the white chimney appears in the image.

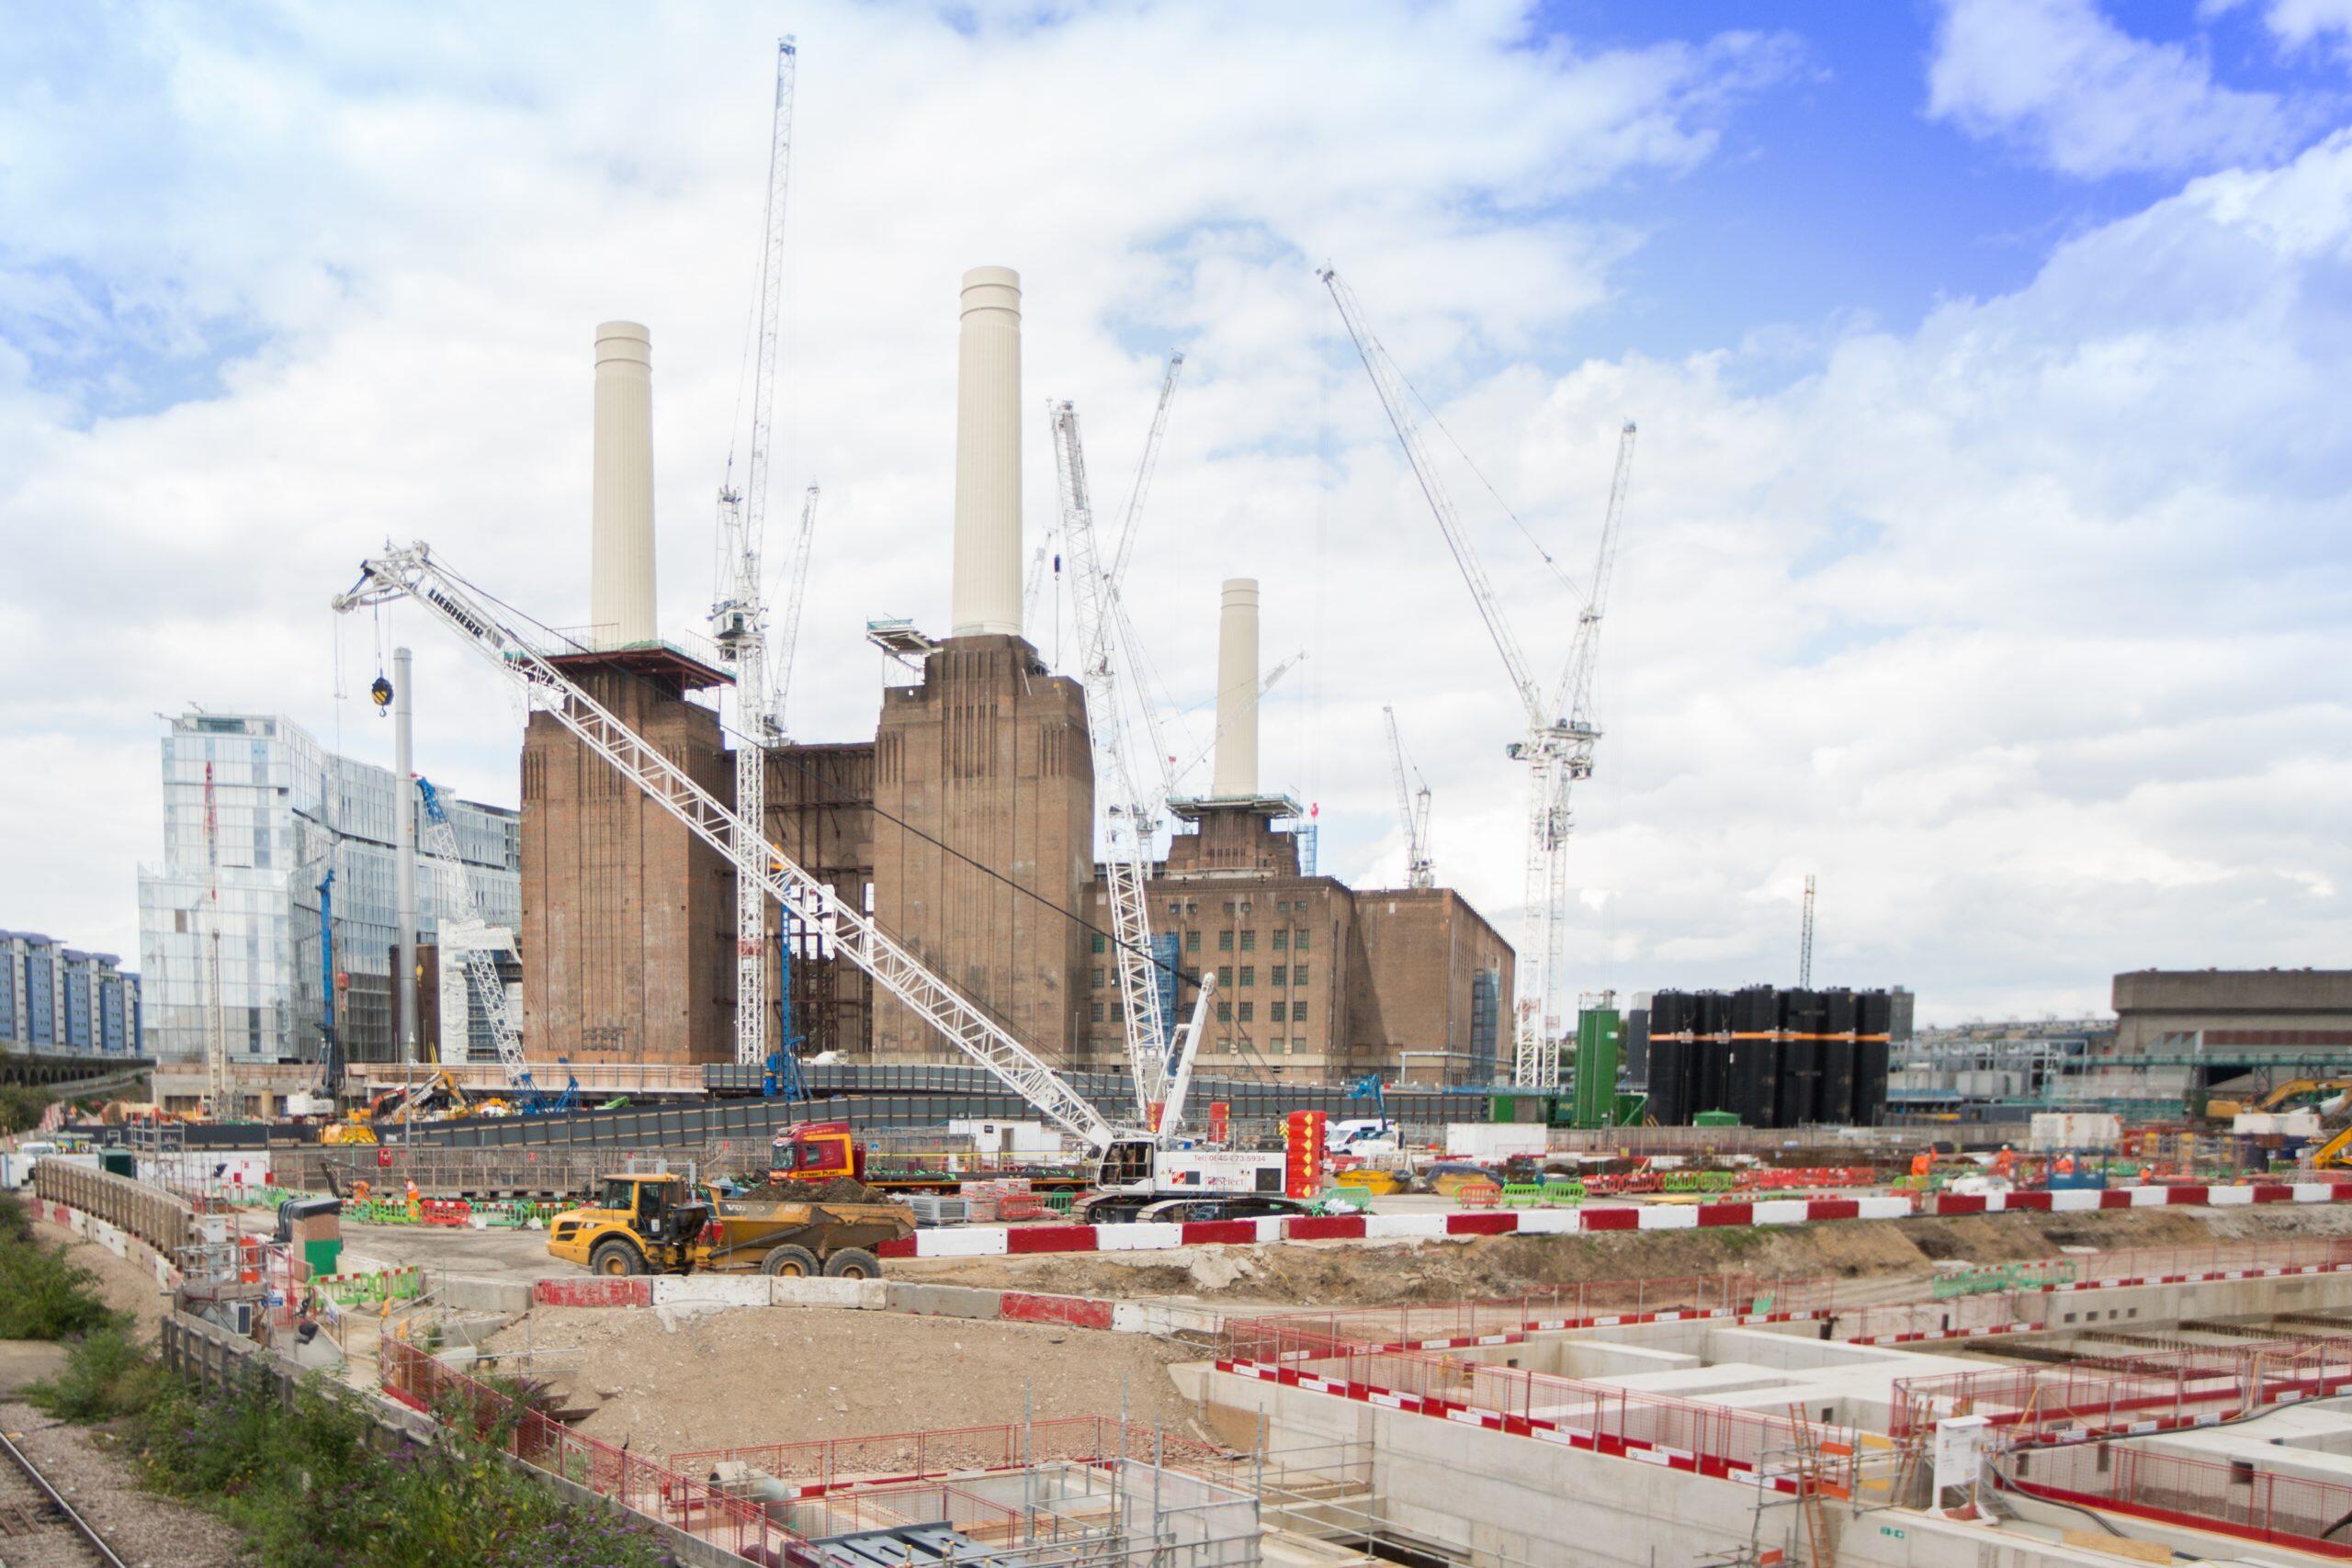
[1212,578,1260,797]
[591,321,657,649]
[950,266,1023,638]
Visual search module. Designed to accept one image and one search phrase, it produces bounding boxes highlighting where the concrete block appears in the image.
[1511,1211,1583,1235]
[1093,1223,1184,1251]
[912,1227,1010,1258]
[2208,1185,2254,1206]
[534,1278,650,1308]
[443,1277,534,1314]
[1364,1213,1449,1239]
[768,1278,871,1310]
[1856,1196,1912,1220]
[884,1282,1003,1320]
[1113,1300,1222,1337]
[1751,1201,1810,1227]
[1637,1206,1699,1230]
[1001,1292,1113,1330]
[650,1276,770,1308]
[2048,1189,2101,1213]
[2296,1183,2340,1202]
[2127,1185,2166,1207]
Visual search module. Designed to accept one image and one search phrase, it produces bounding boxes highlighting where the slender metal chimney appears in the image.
[1212,578,1260,797]
[591,321,657,648]
[951,266,1023,638]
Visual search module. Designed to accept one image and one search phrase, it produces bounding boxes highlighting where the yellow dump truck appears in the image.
[546,1172,914,1280]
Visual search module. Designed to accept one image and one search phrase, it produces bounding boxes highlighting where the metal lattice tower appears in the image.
[1800,874,1816,988]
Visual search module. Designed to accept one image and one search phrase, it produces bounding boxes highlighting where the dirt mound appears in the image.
[733,1175,891,1204]
[492,1305,1197,1459]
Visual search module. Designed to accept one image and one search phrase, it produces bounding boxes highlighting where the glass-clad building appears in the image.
[136,712,519,1067]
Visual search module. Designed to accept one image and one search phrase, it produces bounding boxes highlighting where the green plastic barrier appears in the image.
[1541,1179,1586,1208]
[1499,1183,1546,1210]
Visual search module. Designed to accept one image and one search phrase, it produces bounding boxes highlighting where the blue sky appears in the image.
[2,0,2347,1024]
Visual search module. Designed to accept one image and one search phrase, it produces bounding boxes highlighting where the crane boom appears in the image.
[334,543,1120,1151]
[1384,705,1434,889]
[711,38,801,1069]
[769,484,820,728]
[1319,268,1544,725]
[1049,400,1171,1116]
[1106,352,1183,596]
[1320,265,1634,1088]
[413,776,531,1089]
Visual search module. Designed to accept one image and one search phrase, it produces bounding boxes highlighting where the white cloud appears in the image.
[1928,0,2301,175]
[3,3,2346,1028]
[2257,0,2352,51]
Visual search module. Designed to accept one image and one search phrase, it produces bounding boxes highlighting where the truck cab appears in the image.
[547,1173,712,1277]
[769,1121,861,1184]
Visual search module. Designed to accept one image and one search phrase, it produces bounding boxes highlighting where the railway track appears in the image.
[0,1427,129,1567]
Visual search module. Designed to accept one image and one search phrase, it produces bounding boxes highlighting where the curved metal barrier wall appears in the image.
[32,1160,197,1258]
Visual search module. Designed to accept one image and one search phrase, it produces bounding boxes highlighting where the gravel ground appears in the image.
[490,1303,1203,1461]
[0,1400,253,1568]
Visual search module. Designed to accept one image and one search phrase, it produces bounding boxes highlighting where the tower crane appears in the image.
[1048,399,1171,1120]
[1320,266,1635,1089]
[709,38,799,1069]
[333,542,1232,1190]
[413,776,530,1090]
[1383,705,1434,889]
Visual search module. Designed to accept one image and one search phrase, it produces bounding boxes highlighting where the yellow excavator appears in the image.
[2206,1077,2352,1124]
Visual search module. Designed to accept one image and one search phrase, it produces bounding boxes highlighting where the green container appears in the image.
[1693,1110,1742,1128]
[1571,1008,1623,1129]
[302,1238,343,1280]
[99,1149,135,1179]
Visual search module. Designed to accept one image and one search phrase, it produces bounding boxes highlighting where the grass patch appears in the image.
[25,1325,167,1421]
[0,1201,124,1339]
[134,1374,671,1568]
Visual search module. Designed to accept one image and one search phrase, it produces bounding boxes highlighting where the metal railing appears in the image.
[1892,1337,2352,1444]
[31,1160,198,1256]
[1221,1273,1829,1359]
[671,1416,1222,1491]
[2002,1440,2352,1559]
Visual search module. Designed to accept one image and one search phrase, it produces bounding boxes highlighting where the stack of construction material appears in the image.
[903,1194,970,1227]
[1643,987,1899,1129]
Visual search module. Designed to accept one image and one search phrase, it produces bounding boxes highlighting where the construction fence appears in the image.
[671,1418,1225,1492]
[1893,1336,2352,1445]
[32,1158,198,1256]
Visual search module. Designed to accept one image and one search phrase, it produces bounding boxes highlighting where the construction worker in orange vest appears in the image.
[2054,1151,2077,1179]
[404,1177,421,1219]
[1909,1149,1934,1180]
[1994,1145,2016,1180]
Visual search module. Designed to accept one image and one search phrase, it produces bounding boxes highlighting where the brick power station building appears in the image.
[519,272,1514,1082]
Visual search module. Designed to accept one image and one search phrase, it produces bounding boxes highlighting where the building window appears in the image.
[1238,1002,1254,1021]
[1295,929,1309,951]
[1091,1001,1105,1022]
[1272,966,1287,987]
[1239,930,1256,952]
[1216,1002,1232,1022]
[1272,1001,1287,1023]
[1294,965,1308,987]
[1218,931,1234,952]
[1266,1038,1284,1055]
[1272,930,1288,951]
[1186,931,1201,953]
[1293,1038,1307,1051]
[1216,1038,1230,1054]
[1167,901,1182,916]
[1237,965,1252,987]
[1110,999,1124,1020]
[1217,965,1232,987]
[1223,901,1235,914]
[1091,967,1105,989]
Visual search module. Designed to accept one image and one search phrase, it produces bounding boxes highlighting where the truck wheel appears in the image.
[823,1247,881,1280]
[589,1239,645,1278]
[761,1244,821,1278]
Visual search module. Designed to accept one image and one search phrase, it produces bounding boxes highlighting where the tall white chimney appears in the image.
[591,321,657,648]
[950,266,1023,638]
[1212,578,1260,797]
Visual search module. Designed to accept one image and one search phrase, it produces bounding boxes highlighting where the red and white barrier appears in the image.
[869,1180,2352,1258]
